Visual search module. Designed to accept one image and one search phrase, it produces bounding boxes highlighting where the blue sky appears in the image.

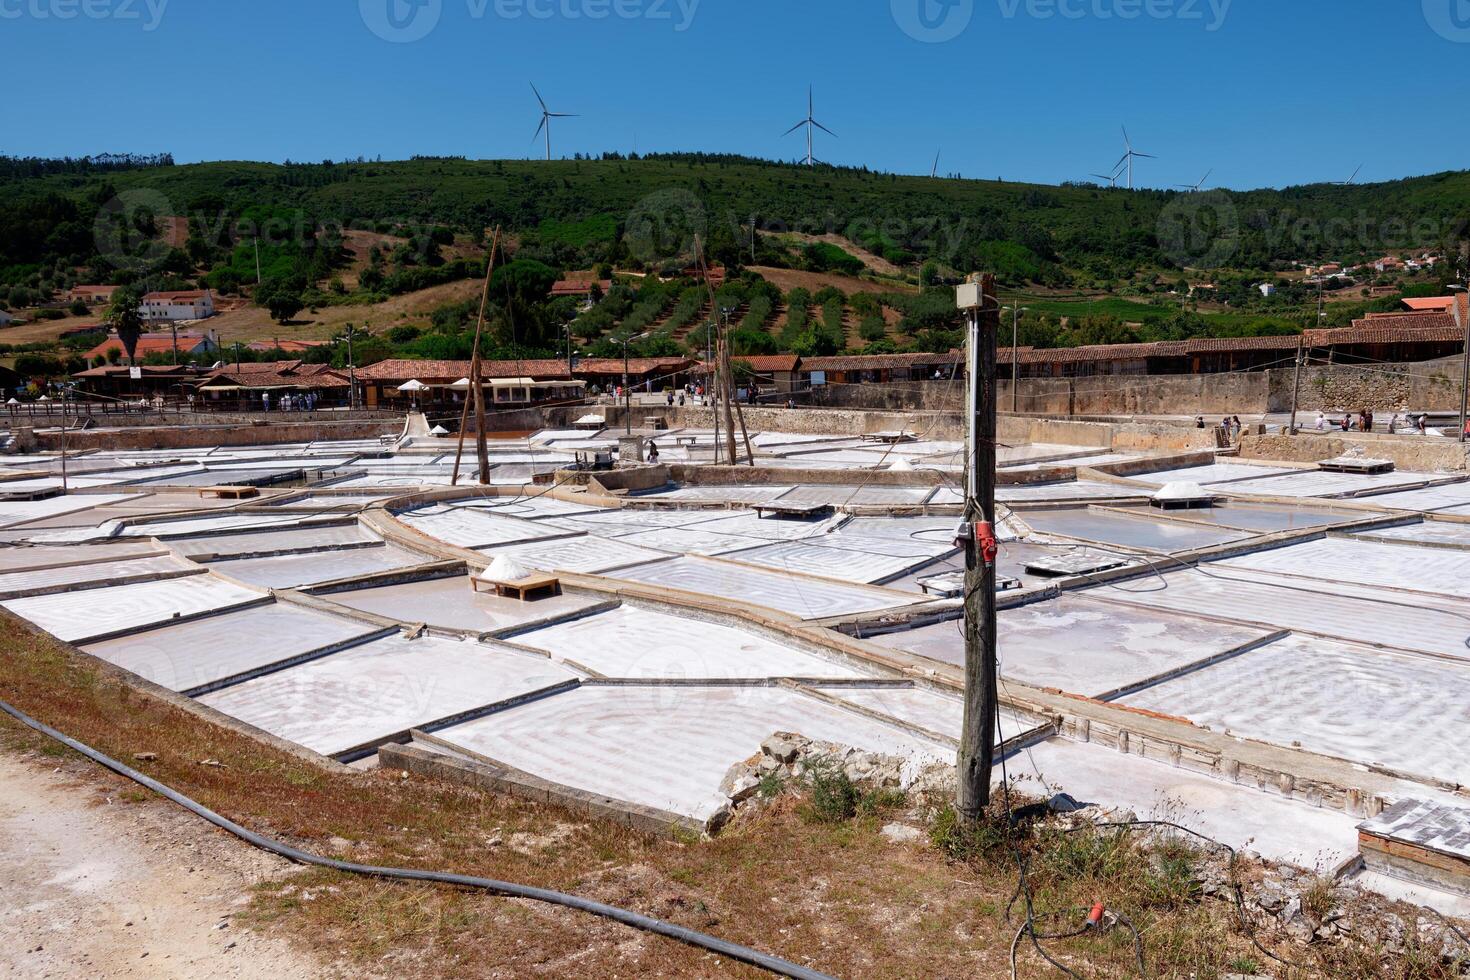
[5,0,1468,189]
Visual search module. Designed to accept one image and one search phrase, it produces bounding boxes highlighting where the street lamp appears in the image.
[619,331,650,435]
[1001,305,1028,414]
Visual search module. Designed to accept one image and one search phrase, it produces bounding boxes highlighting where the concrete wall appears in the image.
[35,418,402,452]
[1240,433,1470,472]
[649,405,969,442]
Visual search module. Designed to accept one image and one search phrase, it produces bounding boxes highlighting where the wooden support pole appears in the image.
[452,227,501,487]
[957,273,1000,825]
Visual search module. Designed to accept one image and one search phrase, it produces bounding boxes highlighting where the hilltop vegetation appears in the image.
[1,153,1467,370]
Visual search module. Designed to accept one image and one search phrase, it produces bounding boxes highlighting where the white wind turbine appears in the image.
[783,86,835,166]
[1090,163,1126,188]
[531,83,577,162]
[1175,169,1213,192]
[1115,126,1156,189]
[1334,164,1363,186]
[931,149,941,178]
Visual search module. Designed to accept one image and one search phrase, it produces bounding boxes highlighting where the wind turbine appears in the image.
[1090,163,1126,188]
[1175,169,1213,192]
[931,149,941,178]
[1334,164,1363,186]
[1115,126,1156,189]
[531,83,577,162]
[782,86,835,166]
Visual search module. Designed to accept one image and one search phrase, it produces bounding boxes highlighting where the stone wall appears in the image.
[806,358,1470,418]
[811,375,1270,416]
[1264,357,1464,413]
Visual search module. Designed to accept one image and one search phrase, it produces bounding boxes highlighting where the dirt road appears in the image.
[0,751,322,979]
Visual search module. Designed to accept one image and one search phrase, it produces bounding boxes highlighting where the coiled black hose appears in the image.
[0,696,837,980]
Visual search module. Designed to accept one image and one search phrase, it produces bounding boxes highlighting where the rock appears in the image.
[132,752,157,762]
[705,803,733,835]
[726,773,760,803]
[1283,911,1316,944]
[761,734,802,765]
[881,823,923,844]
[326,836,352,855]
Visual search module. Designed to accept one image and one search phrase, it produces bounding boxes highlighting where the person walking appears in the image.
[646,440,660,464]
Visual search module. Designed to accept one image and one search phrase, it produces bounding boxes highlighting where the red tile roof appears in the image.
[550,279,613,297]
[247,339,332,353]
[721,355,801,373]
[574,357,696,376]
[207,364,351,389]
[354,359,573,382]
[1180,336,1301,354]
[1402,297,1456,313]
[73,365,209,379]
[84,333,209,361]
[1305,323,1463,346]
[802,352,964,372]
[143,290,210,302]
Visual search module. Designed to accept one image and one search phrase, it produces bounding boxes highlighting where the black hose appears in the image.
[0,696,837,980]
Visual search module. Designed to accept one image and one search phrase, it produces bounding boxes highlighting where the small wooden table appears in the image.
[472,572,562,601]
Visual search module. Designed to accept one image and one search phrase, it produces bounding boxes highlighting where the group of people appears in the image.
[1195,415,1246,441]
[1312,410,1434,435]
[259,391,320,412]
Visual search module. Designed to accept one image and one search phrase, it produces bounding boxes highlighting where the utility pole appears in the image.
[956,273,1000,826]
[254,238,263,285]
[1454,255,1470,443]
[1003,304,1026,414]
[1289,335,1305,435]
[345,325,357,411]
[623,335,633,436]
[171,322,179,366]
[708,322,719,465]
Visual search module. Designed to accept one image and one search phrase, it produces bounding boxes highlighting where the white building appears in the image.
[1258,283,1277,298]
[0,310,12,326]
[141,290,215,322]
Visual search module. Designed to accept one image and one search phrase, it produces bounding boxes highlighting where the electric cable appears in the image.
[0,695,837,980]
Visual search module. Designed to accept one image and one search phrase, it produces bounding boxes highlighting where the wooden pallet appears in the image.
[199,485,260,500]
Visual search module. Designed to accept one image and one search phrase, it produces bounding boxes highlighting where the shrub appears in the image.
[802,756,859,824]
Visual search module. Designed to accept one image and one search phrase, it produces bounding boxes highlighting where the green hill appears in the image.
[4,155,1469,288]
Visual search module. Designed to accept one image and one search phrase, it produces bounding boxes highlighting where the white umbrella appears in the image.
[5,398,17,405]
[429,425,449,436]
[449,378,472,390]
[397,380,427,393]
[37,395,50,402]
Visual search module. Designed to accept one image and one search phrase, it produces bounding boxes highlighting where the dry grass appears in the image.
[0,613,1455,979]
